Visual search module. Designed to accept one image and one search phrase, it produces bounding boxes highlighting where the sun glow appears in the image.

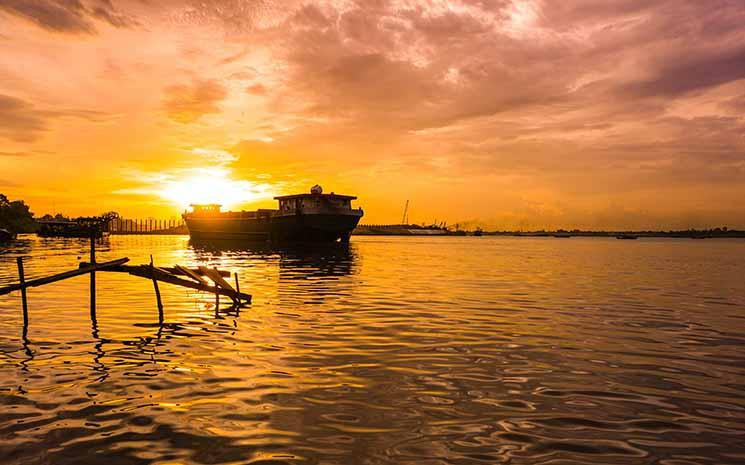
[159,168,271,211]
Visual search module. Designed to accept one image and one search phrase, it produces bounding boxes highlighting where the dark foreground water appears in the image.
[1,235,744,465]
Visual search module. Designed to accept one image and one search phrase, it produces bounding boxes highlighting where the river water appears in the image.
[1,235,744,464]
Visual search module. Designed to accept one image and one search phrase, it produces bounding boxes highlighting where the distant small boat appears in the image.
[473,228,483,237]
[616,234,638,240]
[0,228,14,243]
[37,217,112,238]
[553,233,572,238]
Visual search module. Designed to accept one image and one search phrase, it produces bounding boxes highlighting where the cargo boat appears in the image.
[183,185,364,243]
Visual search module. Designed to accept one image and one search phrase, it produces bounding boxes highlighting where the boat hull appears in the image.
[184,212,362,243]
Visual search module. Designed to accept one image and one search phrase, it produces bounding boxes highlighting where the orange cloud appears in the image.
[163,79,228,123]
[0,0,136,34]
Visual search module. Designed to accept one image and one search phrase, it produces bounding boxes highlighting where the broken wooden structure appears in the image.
[37,214,118,238]
[76,261,251,306]
[0,237,250,324]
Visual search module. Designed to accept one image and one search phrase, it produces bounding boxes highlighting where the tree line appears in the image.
[0,193,119,234]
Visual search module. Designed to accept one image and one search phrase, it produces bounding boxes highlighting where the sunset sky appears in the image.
[1,0,744,229]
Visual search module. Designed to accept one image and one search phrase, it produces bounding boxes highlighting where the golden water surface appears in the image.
[1,235,745,464]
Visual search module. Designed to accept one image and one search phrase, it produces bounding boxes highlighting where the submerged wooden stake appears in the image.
[16,257,28,317]
[90,236,96,312]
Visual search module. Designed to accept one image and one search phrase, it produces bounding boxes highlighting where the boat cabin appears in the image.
[275,192,357,213]
[189,204,222,215]
[186,186,360,217]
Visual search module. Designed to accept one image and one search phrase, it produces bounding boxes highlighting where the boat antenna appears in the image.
[401,199,409,225]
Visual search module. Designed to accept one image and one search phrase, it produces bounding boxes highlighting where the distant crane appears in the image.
[401,200,409,225]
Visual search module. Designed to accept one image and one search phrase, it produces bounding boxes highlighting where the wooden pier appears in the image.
[1,237,250,325]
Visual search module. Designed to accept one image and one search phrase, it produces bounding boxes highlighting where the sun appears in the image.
[160,168,270,211]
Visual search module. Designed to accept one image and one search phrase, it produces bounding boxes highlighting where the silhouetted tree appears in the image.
[0,194,37,233]
[38,213,71,221]
[100,211,119,222]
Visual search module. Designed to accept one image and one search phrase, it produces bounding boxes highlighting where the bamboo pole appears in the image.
[80,263,230,278]
[0,258,130,296]
[163,266,230,278]
[80,264,251,303]
[175,264,208,285]
[198,266,235,291]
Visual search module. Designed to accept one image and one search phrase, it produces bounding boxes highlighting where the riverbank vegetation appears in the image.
[0,194,37,233]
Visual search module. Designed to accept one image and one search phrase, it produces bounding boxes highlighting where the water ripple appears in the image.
[1,236,745,464]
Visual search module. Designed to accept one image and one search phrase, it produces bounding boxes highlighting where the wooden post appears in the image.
[234,273,243,309]
[90,235,96,312]
[17,257,28,318]
[150,255,163,315]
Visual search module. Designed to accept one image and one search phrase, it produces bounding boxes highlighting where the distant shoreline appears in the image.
[352,224,745,238]
[352,232,745,238]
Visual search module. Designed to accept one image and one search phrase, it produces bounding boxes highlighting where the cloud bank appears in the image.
[0,0,743,228]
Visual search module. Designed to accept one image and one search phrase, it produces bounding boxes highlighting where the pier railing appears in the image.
[110,218,187,235]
